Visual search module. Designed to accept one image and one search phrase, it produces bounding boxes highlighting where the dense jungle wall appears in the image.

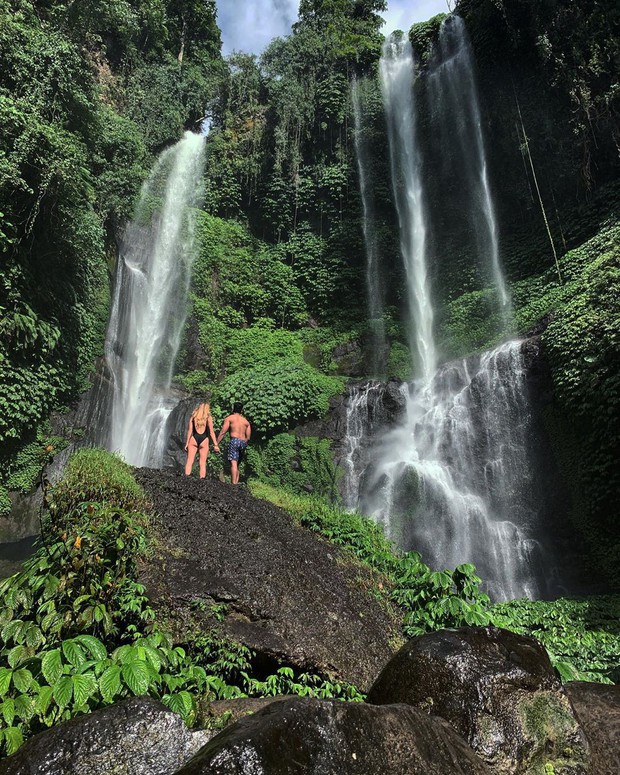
[1,0,618,584]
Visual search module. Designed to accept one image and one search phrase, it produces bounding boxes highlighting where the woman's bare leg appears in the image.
[198,442,209,478]
[185,439,198,475]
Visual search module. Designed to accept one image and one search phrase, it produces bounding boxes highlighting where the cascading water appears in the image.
[341,382,384,510]
[93,131,205,466]
[427,15,511,326]
[380,34,436,380]
[357,341,545,600]
[352,77,386,377]
[345,21,548,600]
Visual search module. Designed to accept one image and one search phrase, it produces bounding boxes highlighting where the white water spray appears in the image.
[352,77,386,377]
[380,35,436,381]
[429,15,511,324]
[100,131,205,466]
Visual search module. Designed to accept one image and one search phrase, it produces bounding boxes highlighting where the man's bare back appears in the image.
[219,412,251,441]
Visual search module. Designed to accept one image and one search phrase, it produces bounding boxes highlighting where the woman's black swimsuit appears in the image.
[192,418,209,446]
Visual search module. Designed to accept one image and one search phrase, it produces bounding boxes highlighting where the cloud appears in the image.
[215,0,299,55]
[381,0,449,36]
[215,0,449,56]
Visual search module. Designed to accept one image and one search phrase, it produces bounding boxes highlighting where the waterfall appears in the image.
[341,382,384,510]
[357,341,545,601]
[427,15,511,326]
[380,34,436,381]
[93,131,205,466]
[352,78,386,378]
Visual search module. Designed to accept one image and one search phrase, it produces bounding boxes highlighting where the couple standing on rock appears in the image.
[184,401,251,484]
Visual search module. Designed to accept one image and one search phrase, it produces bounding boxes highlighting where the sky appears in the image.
[215,0,450,56]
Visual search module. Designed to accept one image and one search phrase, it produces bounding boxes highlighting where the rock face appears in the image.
[0,696,211,775]
[367,627,590,775]
[136,469,401,691]
[565,681,620,775]
[176,696,493,775]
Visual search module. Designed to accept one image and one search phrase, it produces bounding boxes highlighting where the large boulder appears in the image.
[564,681,620,775]
[176,696,493,774]
[367,626,589,774]
[136,469,401,691]
[0,696,211,775]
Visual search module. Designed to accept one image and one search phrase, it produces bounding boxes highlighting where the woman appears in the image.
[184,402,219,478]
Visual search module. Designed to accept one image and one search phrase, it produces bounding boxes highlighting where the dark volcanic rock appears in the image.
[367,627,589,774]
[0,696,210,775]
[176,696,493,775]
[198,696,294,730]
[565,682,620,775]
[136,469,400,691]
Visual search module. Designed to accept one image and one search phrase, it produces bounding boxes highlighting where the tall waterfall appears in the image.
[380,35,436,381]
[356,342,544,601]
[352,78,386,378]
[346,20,548,600]
[95,131,205,466]
[427,15,511,325]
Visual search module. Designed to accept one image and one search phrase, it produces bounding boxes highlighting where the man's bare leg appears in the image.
[231,460,239,485]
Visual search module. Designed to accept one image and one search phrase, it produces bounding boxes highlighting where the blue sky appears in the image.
[215,0,450,56]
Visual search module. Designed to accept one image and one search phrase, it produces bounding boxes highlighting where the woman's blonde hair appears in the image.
[193,402,211,424]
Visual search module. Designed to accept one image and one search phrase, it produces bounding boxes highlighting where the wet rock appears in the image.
[197,696,294,731]
[367,627,589,774]
[136,469,400,691]
[176,696,493,774]
[162,396,201,470]
[331,339,364,377]
[565,681,620,775]
[0,696,211,775]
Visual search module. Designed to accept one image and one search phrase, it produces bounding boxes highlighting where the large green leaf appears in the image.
[3,726,24,756]
[41,649,63,685]
[62,640,87,668]
[12,668,33,693]
[121,660,150,696]
[72,673,97,707]
[34,685,53,716]
[0,668,12,697]
[163,691,193,719]
[75,635,107,661]
[99,665,122,703]
[52,675,73,709]
[1,698,16,726]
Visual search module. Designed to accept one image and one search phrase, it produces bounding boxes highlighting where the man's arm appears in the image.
[217,417,230,444]
[245,421,251,442]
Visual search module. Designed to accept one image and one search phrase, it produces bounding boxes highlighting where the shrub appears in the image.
[214,361,344,437]
[47,448,147,516]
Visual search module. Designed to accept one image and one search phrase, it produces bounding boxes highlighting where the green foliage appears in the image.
[250,482,491,636]
[215,361,344,438]
[247,434,341,500]
[491,597,620,684]
[47,449,147,516]
[0,448,363,755]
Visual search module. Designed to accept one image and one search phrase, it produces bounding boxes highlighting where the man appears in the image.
[217,402,251,485]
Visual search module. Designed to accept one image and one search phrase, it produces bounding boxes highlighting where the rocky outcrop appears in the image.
[176,696,494,775]
[136,469,401,691]
[367,626,590,774]
[565,682,620,775]
[0,696,211,775]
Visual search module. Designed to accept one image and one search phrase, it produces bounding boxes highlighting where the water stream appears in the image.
[346,20,545,599]
[92,131,205,466]
[352,77,386,378]
[427,15,511,326]
[380,34,436,381]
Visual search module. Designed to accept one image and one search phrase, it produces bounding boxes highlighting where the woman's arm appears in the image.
[209,417,219,450]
